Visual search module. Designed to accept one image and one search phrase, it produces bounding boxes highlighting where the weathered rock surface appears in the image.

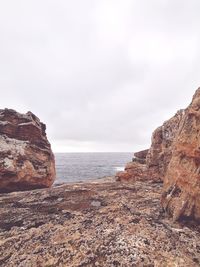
[116,88,200,222]
[0,109,55,192]
[0,180,200,267]
[162,89,200,221]
[116,110,184,183]
[146,109,185,181]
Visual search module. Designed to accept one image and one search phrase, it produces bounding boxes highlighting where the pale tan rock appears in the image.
[0,180,199,267]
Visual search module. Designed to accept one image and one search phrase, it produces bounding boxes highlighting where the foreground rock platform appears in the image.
[0,179,199,267]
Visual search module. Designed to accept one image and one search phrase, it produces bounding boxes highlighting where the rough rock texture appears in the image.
[116,161,148,182]
[146,109,185,181]
[116,88,200,222]
[162,89,200,221]
[0,109,55,192]
[116,110,184,183]
[0,179,200,267]
[115,149,149,182]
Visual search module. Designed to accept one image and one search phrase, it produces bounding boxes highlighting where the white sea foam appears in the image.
[115,166,124,172]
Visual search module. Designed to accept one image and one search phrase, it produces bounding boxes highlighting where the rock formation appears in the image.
[116,88,200,222]
[0,91,200,265]
[116,110,184,182]
[0,109,55,192]
[162,89,200,221]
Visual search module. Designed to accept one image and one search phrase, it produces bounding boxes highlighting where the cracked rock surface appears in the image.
[0,179,199,267]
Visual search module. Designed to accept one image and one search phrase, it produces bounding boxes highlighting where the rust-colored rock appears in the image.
[146,109,185,180]
[162,89,200,221]
[116,161,149,182]
[116,87,200,222]
[0,109,56,192]
[134,149,149,163]
[116,110,184,182]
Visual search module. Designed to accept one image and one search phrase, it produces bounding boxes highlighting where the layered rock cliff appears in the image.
[162,89,200,221]
[116,88,200,222]
[0,109,55,192]
[116,110,184,182]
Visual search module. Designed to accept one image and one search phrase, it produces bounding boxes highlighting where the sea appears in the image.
[54,152,133,184]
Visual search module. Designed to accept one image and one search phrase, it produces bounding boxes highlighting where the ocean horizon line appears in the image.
[54,151,134,154]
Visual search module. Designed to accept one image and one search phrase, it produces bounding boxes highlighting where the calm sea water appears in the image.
[54,152,133,184]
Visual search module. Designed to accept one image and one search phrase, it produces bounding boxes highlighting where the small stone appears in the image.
[91,200,101,207]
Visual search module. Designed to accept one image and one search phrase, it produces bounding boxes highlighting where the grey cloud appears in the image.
[0,0,200,152]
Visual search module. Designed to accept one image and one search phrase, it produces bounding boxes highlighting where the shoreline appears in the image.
[53,176,116,187]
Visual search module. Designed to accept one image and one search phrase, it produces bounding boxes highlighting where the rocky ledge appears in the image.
[0,180,200,267]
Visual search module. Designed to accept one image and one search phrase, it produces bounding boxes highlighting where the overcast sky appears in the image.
[0,0,200,152]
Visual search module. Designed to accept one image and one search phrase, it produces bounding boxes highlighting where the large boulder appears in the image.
[0,109,56,192]
[116,149,149,182]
